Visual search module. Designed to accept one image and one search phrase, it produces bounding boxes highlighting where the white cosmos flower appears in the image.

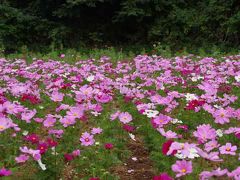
[22,130,29,136]
[91,111,101,116]
[235,75,240,82]
[216,129,223,137]
[39,106,44,109]
[175,151,185,159]
[185,93,198,101]
[214,104,222,109]
[191,77,198,82]
[86,75,95,82]
[37,159,46,171]
[143,110,159,118]
[171,119,183,124]
[131,157,137,161]
[129,133,136,141]
[95,142,100,145]
[188,148,200,159]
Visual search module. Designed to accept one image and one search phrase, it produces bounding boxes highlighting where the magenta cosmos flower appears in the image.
[24,134,39,144]
[172,160,192,177]
[118,112,132,124]
[219,143,237,155]
[37,143,48,154]
[153,173,173,180]
[80,132,95,146]
[105,143,114,150]
[162,140,176,156]
[0,168,12,177]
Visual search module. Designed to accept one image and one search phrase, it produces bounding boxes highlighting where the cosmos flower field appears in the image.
[0,54,240,179]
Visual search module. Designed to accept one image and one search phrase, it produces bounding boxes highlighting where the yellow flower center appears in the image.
[226,147,231,151]
[181,168,186,173]
[220,113,225,117]
[73,113,78,116]
[0,125,5,130]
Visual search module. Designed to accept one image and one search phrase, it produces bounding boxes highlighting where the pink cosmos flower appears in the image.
[15,154,29,163]
[200,168,228,180]
[213,108,232,124]
[204,140,220,152]
[176,125,188,132]
[157,128,178,139]
[193,124,217,143]
[219,143,237,155]
[56,104,70,112]
[34,118,44,123]
[19,146,41,160]
[91,127,103,135]
[72,149,81,157]
[50,91,64,102]
[172,160,192,177]
[0,168,12,177]
[0,117,12,132]
[95,93,112,103]
[43,117,56,128]
[48,129,64,138]
[60,117,76,127]
[75,85,93,101]
[167,142,184,156]
[3,101,20,114]
[197,148,223,162]
[60,54,65,58]
[21,109,37,123]
[228,167,240,179]
[110,111,120,121]
[66,106,84,120]
[152,114,172,127]
[118,112,132,124]
[80,132,95,146]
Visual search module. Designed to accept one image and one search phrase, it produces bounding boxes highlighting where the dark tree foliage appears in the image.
[0,0,239,51]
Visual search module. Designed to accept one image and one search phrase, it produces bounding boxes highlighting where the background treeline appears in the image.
[0,0,240,53]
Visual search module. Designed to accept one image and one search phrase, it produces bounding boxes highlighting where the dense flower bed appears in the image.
[0,55,240,179]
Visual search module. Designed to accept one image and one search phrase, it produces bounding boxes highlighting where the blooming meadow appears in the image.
[0,54,240,179]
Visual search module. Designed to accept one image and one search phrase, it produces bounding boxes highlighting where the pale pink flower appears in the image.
[80,132,95,146]
[118,112,132,124]
[50,91,64,102]
[172,160,192,177]
[219,143,237,155]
